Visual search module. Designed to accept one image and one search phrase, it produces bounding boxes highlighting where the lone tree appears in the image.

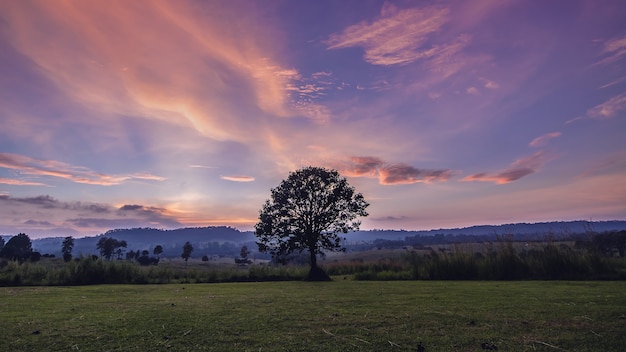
[235,245,252,266]
[255,166,369,280]
[61,236,74,262]
[181,241,193,265]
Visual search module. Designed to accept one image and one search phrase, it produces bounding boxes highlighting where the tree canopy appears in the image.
[255,166,368,280]
[96,237,127,260]
[62,236,74,262]
[0,233,33,261]
[153,245,163,258]
[181,241,193,264]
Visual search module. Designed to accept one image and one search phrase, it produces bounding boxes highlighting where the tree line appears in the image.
[0,233,196,266]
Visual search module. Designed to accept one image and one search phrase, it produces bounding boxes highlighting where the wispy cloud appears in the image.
[221,175,255,182]
[188,164,217,169]
[586,93,626,119]
[23,219,54,227]
[595,34,626,66]
[0,194,111,213]
[0,194,183,235]
[116,204,182,227]
[466,87,479,95]
[529,132,561,148]
[280,69,338,122]
[326,3,450,66]
[481,78,500,90]
[0,0,299,146]
[0,177,48,186]
[0,194,60,208]
[0,153,165,186]
[463,152,551,184]
[599,76,626,89]
[336,156,452,185]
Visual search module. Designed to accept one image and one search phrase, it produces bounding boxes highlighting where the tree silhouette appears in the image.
[61,236,74,262]
[153,245,163,259]
[236,245,252,266]
[0,233,33,262]
[255,166,369,280]
[181,241,193,265]
[96,237,127,260]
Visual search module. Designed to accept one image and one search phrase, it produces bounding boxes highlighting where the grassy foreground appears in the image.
[1,281,624,351]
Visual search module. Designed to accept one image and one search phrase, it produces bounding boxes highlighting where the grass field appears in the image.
[1,281,624,351]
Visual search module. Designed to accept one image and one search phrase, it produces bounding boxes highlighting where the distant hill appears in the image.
[12,220,626,258]
[27,226,256,258]
[345,220,626,243]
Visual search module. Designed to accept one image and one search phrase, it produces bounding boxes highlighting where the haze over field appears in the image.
[1,1,625,239]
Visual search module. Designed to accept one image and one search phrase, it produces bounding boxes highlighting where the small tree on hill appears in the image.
[181,241,193,265]
[255,167,369,280]
[62,236,74,262]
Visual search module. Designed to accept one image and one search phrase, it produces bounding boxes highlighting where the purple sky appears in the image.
[1,1,625,238]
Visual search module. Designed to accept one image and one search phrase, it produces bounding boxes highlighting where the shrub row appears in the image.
[326,243,626,280]
[1,242,624,286]
[0,257,308,286]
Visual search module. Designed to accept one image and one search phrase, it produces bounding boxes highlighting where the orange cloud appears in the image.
[463,152,551,184]
[221,175,255,182]
[379,164,453,185]
[0,1,300,144]
[341,156,385,177]
[0,152,165,186]
[335,156,452,185]
[0,177,48,186]
[188,164,217,169]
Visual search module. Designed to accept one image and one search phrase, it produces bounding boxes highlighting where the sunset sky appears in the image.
[1,0,625,239]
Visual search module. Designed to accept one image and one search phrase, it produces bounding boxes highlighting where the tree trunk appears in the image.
[305,244,331,281]
[309,245,317,270]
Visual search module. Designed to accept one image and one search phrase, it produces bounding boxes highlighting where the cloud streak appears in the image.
[221,175,255,182]
[337,156,452,185]
[326,3,450,66]
[0,194,183,236]
[586,93,626,119]
[0,153,165,186]
[0,177,48,186]
[529,132,561,148]
[596,34,626,66]
[463,152,551,184]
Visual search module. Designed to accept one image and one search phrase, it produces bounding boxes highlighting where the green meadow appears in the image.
[1,281,624,351]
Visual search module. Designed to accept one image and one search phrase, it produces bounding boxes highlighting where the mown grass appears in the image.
[1,281,624,351]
